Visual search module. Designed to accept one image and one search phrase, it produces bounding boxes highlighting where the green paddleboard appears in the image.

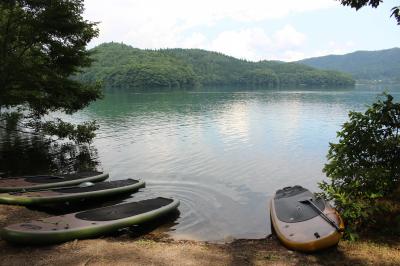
[0,179,145,206]
[1,197,180,245]
[0,172,109,192]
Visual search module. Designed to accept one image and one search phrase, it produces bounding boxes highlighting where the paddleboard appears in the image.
[0,179,145,206]
[270,186,344,252]
[1,197,180,245]
[0,171,109,192]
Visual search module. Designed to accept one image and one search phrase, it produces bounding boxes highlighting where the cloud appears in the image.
[274,25,306,49]
[181,33,208,49]
[204,25,306,61]
[281,51,306,61]
[209,28,272,60]
[83,0,335,47]
[313,40,357,57]
[84,0,337,27]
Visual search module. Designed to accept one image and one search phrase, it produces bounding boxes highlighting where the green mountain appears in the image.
[298,48,400,82]
[77,42,355,89]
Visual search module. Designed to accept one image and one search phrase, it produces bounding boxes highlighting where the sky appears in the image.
[83,0,400,62]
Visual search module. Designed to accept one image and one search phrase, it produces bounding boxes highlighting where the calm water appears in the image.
[7,84,400,242]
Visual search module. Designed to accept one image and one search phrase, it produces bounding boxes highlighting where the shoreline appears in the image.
[0,205,399,265]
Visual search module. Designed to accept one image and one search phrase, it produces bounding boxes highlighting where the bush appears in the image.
[319,93,400,239]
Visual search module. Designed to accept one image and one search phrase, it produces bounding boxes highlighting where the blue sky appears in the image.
[84,0,400,61]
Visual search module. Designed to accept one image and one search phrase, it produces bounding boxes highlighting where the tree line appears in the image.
[76,43,355,89]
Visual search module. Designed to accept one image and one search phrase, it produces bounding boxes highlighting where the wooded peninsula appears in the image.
[76,43,355,89]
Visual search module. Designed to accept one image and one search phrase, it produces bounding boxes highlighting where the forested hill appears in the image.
[76,43,355,89]
[298,48,400,82]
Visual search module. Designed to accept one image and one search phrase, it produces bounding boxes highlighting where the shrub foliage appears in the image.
[319,94,400,238]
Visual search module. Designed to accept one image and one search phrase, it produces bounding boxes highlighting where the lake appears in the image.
[7,84,400,242]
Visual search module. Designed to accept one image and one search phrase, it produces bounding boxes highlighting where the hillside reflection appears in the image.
[0,126,99,176]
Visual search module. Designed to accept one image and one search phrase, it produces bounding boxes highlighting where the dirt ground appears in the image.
[0,205,399,266]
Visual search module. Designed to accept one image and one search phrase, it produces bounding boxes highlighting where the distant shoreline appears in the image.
[76,43,355,90]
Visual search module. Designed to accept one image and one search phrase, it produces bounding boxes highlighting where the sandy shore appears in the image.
[0,205,399,266]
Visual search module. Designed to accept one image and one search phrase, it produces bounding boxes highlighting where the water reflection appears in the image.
[2,85,400,242]
[77,85,400,241]
[0,126,100,176]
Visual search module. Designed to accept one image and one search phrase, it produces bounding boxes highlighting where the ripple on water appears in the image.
[118,178,270,242]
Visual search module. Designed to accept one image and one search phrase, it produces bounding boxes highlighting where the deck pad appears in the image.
[0,172,109,192]
[54,179,139,194]
[24,172,104,184]
[274,186,325,223]
[0,179,145,206]
[76,198,173,221]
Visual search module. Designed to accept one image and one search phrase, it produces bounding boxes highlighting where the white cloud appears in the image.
[83,0,336,50]
[313,40,357,57]
[274,25,306,48]
[209,28,272,60]
[84,0,337,27]
[281,51,306,61]
[204,25,306,61]
[181,33,208,49]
